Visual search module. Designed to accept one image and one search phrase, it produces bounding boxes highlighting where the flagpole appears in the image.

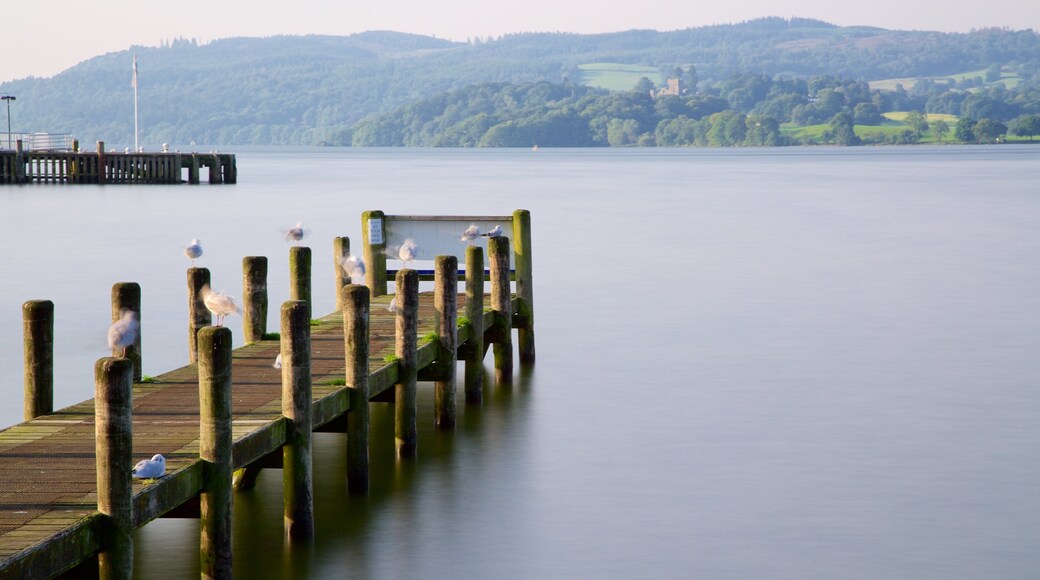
[132,52,139,151]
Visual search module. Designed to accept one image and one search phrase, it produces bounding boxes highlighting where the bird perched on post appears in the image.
[341,255,366,282]
[482,225,503,238]
[108,310,139,358]
[460,224,480,243]
[132,454,166,479]
[398,239,417,268]
[285,222,305,244]
[200,285,241,326]
[184,239,202,266]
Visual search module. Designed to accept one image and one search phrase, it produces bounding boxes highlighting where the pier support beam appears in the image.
[513,209,536,364]
[489,236,513,384]
[434,256,458,429]
[289,246,311,305]
[395,269,419,457]
[242,257,268,344]
[111,283,142,382]
[281,301,314,540]
[334,237,351,310]
[343,285,370,492]
[187,268,212,364]
[94,357,134,580]
[198,327,233,580]
[22,300,54,420]
[464,246,485,404]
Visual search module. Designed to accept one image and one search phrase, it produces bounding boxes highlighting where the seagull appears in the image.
[184,239,202,266]
[341,255,366,282]
[285,222,305,245]
[273,353,282,369]
[107,310,139,357]
[200,285,241,326]
[398,239,417,268]
[460,224,480,243]
[482,225,503,238]
[132,454,166,479]
[388,297,398,313]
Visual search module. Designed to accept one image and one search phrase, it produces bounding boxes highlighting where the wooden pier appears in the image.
[0,211,534,578]
[0,140,236,185]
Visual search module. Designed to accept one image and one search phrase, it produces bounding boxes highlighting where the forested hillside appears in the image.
[1,19,1038,146]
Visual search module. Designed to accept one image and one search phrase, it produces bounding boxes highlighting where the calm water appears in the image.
[0,146,1038,579]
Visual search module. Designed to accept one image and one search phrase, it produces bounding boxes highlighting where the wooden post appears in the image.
[187,268,211,364]
[361,210,387,296]
[198,326,233,580]
[464,246,484,404]
[434,255,457,429]
[289,246,311,305]
[512,209,536,364]
[489,236,513,383]
[111,282,142,382]
[96,141,106,185]
[22,300,54,420]
[188,154,200,185]
[281,301,314,540]
[242,256,268,344]
[395,269,419,457]
[333,236,350,310]
[343,285,370,492]
[94,357,133,580]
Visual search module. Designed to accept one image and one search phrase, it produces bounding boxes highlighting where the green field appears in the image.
[578,63,664,91]
[869,69,1022,91]
[883,112,958,123]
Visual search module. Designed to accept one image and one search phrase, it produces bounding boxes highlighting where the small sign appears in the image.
[368,218,384,245]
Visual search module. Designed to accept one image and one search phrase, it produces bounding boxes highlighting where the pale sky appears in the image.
[1,0,1038,83]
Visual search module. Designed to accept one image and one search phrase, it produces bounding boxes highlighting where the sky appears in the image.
[1,0,1038,83]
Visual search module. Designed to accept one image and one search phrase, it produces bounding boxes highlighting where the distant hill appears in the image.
[1,19,1038,146]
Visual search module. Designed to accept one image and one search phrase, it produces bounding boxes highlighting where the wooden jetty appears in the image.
[0,211,534,578]
[0,140,235,185]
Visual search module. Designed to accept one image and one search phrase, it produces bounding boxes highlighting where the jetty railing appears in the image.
[0,213,534,578]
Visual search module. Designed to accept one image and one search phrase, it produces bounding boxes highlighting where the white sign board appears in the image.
[367,217,384,245]
[383,216,512,266]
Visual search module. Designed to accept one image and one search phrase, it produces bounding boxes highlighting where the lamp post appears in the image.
[0,95,14,150]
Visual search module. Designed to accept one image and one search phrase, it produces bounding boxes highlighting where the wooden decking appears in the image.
[0,292,503,578]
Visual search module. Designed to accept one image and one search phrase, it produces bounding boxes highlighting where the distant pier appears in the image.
[0,140,236,185]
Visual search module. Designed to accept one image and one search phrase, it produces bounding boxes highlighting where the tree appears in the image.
[931,119,950,142]
[1012,115,1040,141]
[852,102,883,125]
[829,111,859,145]
[903,111,929,140]
[955,117,977,142]
[974,118,1008,143]
[633,77,656,95]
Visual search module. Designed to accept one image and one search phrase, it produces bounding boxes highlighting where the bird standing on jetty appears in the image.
[460,224,480,243]
[132,454,166,479]
[388,297,398,313]
[273,353,282,369]
[483,225,503,238]
[341,255,366,282]
[285,222,305,245]
[184,239,203,266]
[398,239,418,269]
[107,310,139,358]
[200,285,241,326]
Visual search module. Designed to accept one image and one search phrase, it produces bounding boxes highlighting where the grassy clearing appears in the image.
[883,112,958,122]
[579,63,663,91]
[870,70,1022,91]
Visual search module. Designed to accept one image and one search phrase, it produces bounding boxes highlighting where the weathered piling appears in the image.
[362,210,388,296]
[96,141,106,185]
[464,246,484,404]
[187,268,212,363]
[94,357,134,580]
[242,257,268,344]
[343,284,370,492]
[333,237,350,310]
[433,255,458,429]
[281,301,314,540]
[198,327,233,579]
[22,300,54,420]
[395,269,419,457]
[512,209,536,364]
[111,283,142,382]
[489,236,513,383]
[289,246,312,304]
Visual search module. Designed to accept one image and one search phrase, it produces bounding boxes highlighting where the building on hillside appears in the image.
[654,78,682,98]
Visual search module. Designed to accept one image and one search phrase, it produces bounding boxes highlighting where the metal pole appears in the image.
[1,96,14,150]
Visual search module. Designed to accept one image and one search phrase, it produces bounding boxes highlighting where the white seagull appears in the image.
[460,224,480,243]
[285,222,305,244]
[341,255,366,282]
[273,353,282,369]
[132,454,166,479]
[184,239,203,266]
[398,239,417,268]
[107,310,139,357]
[388,297,398,313]
[482,225,503,238]
[200,285,241,326]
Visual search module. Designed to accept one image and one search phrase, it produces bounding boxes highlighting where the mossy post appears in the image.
[187,267,212,364]
[22,300,54,420]
[111,282,142,382]
[464,246,484,404]
[94,357,133,580]
[289,246,312,305]
[343,284,370,492]
[242,256,268,344]
[198,326,233,580]
[362,210,387,296]
[395,269,419,457]
[280,300,314,540]
[96,141,106,185]
[334,236,351,310]
[434,255,458,429]
[512,209,536,364]
[489,236,513,383]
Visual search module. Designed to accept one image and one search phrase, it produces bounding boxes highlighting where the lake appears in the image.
[0,146,1038,579]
